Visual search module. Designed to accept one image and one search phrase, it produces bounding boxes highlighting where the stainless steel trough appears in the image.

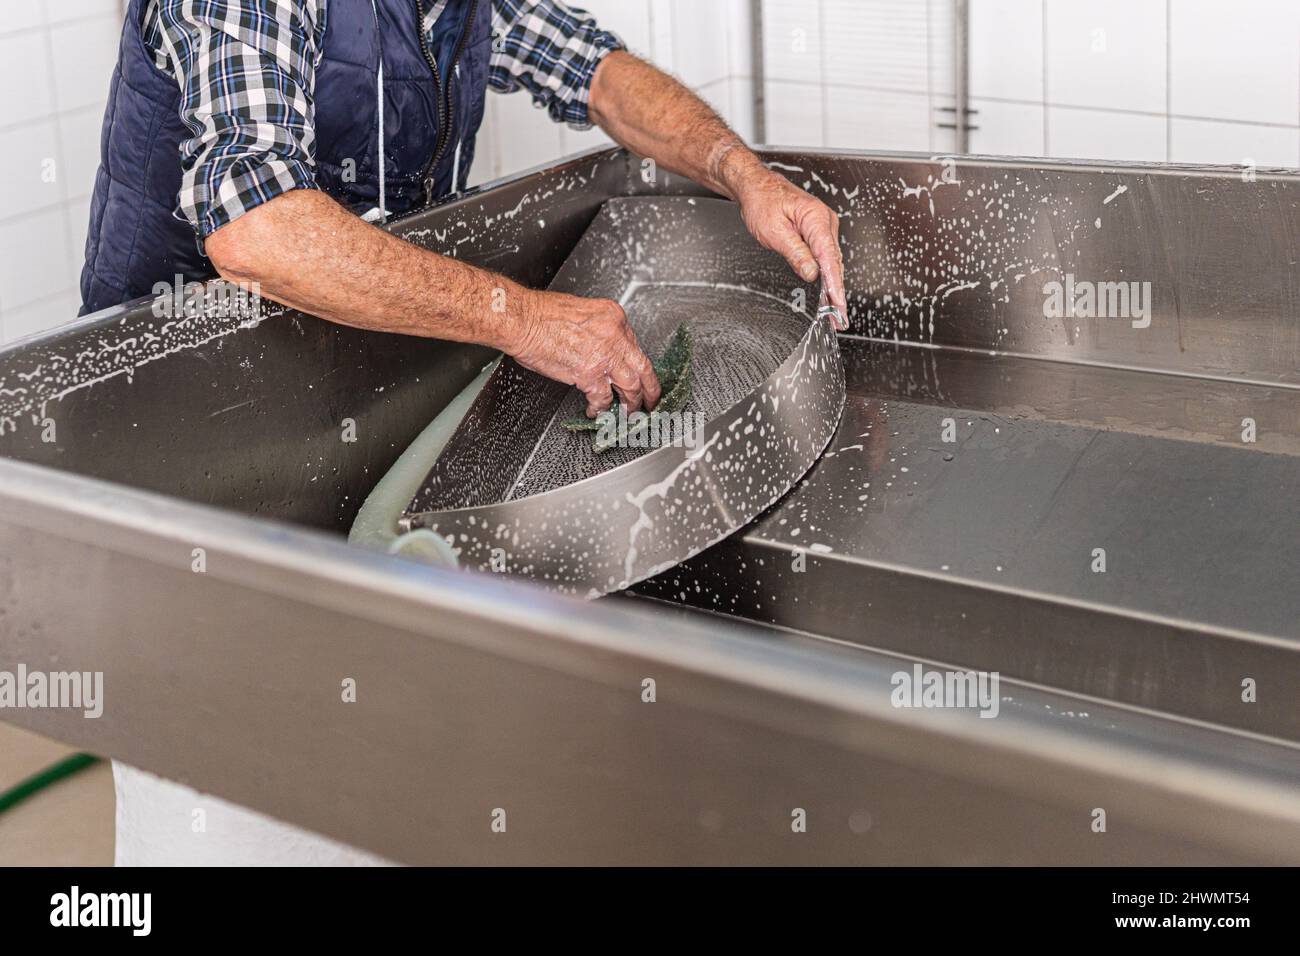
[1,147,1298,864]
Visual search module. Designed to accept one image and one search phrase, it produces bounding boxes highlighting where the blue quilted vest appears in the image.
[80,0,491,315]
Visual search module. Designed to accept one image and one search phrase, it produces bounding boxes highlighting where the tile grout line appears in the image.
[41,14,82,312]
[0,4,101,333]
[764,74,1300,133]
[0,102,106,139]
[0,194,96,230]
[1040,0,1048,157]
[2,285,81,317]
[819,0,828,148]
[957,94,1300,129]
[1170,0,1180,160]
[926,0,935,153]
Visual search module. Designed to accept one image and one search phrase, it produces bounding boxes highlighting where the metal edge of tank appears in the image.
[1,454,1298,863]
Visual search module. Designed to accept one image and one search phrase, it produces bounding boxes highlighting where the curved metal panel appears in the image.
[401,197,845,595]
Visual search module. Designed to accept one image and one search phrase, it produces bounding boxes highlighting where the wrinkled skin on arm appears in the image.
[205,189,660,415]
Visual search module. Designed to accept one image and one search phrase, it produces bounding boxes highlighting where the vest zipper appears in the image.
[417,0,479,204]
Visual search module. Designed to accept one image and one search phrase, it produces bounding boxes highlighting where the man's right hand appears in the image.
[509,290,661,417]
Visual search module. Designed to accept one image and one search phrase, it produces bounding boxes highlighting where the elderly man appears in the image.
[82,0,845,420]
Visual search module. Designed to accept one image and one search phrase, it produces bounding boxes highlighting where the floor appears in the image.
[0,723,114,865]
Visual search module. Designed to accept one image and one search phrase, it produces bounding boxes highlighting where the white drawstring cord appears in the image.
[450,63,462,193]
[369,0,387,224]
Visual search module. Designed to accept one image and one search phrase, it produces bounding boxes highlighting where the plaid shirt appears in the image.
[143,0,623,238]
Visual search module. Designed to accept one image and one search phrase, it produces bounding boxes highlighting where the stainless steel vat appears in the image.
[1,147,1297,864]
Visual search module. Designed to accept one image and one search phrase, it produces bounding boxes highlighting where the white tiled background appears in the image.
[2,0,1297,343]
[762,0,1300,168]
[976,0,1300,166]
[762,0,960,152]
[0,0,121,345]
[466,0,756,184]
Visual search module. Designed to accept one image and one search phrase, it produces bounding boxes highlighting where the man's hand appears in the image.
[589,51,848,328]
[725,159,848,328]
[510,290,661,417]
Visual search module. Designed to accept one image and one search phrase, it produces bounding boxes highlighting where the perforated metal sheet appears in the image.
[510,283,806,498]
[401,196,844,596]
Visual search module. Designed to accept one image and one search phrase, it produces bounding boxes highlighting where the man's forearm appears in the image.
[205,189,528,350]
[588,51,767,201]
[204,188,661,414]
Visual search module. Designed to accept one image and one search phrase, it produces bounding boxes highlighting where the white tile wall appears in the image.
[0,120,63,219]
[0,1,122,344]
[1170,117,1300,168]
[725,0,754,77]
[648,0,676,72]
[59,106,106,200]
[968,98,1044,156]
[823,0,930,94]
[725,76,758,143]
[602,0,654,57]
[927,0,956,98]
[763,79,823,147]
[761,0,954,150]
[1048,106,1168,163]
[481,85,566,181]
[1170,0,1300,126]
[1034,0,1300,164]
[0,4,47,35]
[761,0,822,83]
[969,0,1042,102]
[755,0,1299,167]
[50,14,122,112]
[1044,0,1166,114]
[469,0,758,185]
[0,32,57,128]
[46,0,122,25]
[671,0,730,89]
[0,207,73,312]
[825,87,932,152]
[3,292,81,346]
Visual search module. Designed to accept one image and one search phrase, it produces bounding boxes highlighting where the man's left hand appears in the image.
[726,161,848,329]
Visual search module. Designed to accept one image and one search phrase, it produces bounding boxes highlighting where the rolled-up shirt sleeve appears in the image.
[151,0,325,239]
[488,0,625,129]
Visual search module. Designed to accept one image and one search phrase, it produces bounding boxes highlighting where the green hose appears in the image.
[0,753,100,815]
